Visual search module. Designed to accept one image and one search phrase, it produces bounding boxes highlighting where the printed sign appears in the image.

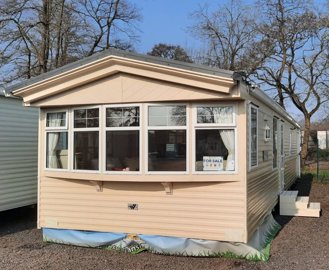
[166,144,175,152]
[203,156,224,171]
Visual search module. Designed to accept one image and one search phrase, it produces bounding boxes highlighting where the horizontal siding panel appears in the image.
[41,211,244,227]
[0,198,37,212]
[247,160,279,242]
[41,193,245,207]
[284,157,297,189]
[40,198,245,214]
[0,97,38,211]
[39,177,246,242]
[0,188,37,199]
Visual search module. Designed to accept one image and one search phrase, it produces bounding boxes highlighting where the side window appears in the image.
[147,105,187,172]
[249,105,258,168]
[46,112,68,169]
[73,108,99,171]
[194,105,236,172]
[105,106,140,172]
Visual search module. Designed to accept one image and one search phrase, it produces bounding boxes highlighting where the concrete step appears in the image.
[280,201,321,217]
[295,196,309,209]
[280,190,298,204]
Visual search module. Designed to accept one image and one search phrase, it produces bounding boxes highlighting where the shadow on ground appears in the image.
[0,205,37,237]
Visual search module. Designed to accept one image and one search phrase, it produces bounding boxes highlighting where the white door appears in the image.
[278,122,285,193]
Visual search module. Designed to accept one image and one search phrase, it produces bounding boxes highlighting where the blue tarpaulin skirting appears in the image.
[43,214,280,260]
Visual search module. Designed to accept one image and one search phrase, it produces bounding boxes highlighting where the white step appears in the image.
[280,201,321,217]
[280,190,298,203]
[295,196,309,209]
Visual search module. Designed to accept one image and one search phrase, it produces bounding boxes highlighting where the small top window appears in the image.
[46,112,67,128]
[197,106,233,125]
[106,107,140,127]
[148,105,186,126]
[74,108,99,128]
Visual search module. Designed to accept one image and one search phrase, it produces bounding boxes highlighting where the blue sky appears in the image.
[133,0,327,121]
[135,0,216,53]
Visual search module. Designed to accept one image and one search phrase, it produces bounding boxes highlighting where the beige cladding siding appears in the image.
[0,97,38,211]
[32,74,236,107]
[246,98,299,241]
[246,103,279,241]
[284,157,297,189]
[247,162,278,239]
[39,178,246,242]
[284,127,299,189]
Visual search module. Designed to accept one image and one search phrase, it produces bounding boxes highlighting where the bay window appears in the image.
[45,103,239,174]
[148,105,187,172]
[194,105,236,172]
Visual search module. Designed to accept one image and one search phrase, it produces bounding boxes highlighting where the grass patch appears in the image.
[313,170,329,183]
[302,170,329,183]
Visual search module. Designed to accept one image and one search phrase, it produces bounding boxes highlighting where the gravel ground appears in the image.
[0,175,328,270]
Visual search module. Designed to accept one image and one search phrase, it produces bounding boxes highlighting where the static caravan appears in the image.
[0,91,38,211]
[10,49,303,258]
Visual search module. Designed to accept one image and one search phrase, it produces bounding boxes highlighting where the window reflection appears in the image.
[148,130,186,171]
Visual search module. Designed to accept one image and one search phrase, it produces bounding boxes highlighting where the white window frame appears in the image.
[192,103,238,175]
[44,109,69,171]
[103,104,142,175]
[195,104,236,127]
[71,105,101,173]
[249,104,258,170]
[146,103,189,175]
[45,110,68,130]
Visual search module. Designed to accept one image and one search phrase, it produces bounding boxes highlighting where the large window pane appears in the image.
[46,132,68,169]
[148,106,186,126]
[46,112,66,127]
[74,108,99,128]
[195,129,235,171]
[148,130,186,171]
[106,107,139,127]
[197,106,233,124]
[74,131,99,170]
[106,131,139,171]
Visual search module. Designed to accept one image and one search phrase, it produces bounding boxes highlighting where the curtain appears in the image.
[47,114,61,168]
[213,108,235,171]
[219,130,235,170]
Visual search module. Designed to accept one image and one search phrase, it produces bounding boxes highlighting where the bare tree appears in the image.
[0,0,141,84]
[0,0,85,82]
[147,43,193,63]
[255,0,329,164]
[74,0,141,56]
[190,0,264,72]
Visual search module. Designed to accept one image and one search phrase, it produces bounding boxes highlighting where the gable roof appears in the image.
[8,49,236,106]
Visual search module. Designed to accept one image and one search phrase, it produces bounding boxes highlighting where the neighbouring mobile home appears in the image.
[10,49,305,258]
[0,91,38,211]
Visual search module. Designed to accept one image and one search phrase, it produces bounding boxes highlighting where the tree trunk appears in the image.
[301,116,311,165]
